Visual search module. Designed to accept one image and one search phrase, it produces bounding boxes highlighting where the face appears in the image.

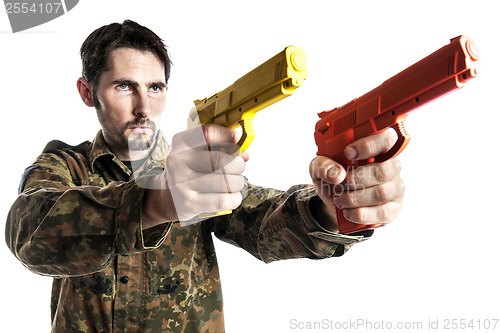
[91,47,168,160]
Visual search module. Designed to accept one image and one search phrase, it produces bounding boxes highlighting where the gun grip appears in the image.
[336,208,384,234]
[337,121,410,234]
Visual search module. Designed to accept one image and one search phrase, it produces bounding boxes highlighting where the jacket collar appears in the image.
[89,130,168,176]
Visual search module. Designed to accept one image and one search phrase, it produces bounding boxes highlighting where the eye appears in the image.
[150,85,161,93]
[117,83,129,90]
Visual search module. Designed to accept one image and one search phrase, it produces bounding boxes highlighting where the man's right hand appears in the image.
[142,124,248,228]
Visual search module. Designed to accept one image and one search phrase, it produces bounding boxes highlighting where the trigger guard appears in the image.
[373,122,411,163]
[234,118,255,154]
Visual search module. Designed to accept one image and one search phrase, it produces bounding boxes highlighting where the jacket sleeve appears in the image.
[212,182,373,263]
[5,152,170,277]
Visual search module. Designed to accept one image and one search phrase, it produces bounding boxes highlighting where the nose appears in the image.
[133,90,151,118]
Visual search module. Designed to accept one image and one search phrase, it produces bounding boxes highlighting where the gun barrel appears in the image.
[189,46,307,131]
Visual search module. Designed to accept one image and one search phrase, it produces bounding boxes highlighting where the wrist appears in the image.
[309,196,338,233]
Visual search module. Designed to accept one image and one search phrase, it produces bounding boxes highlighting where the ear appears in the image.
[76,77,95,107]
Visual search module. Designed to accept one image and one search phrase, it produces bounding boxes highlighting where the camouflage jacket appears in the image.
[6,130,372,333]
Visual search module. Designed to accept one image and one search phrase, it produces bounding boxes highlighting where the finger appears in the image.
[343,159,402,190]
[185,191,243,213]
[199,191,243,214]
[189,173,246,193]
[309,156,347,185]
[208,151,246,175]
[345,127,398,161]
[202,123,240,146]
[312,178,335,206]
[171,126,208,153]
[334,175,405,209]
[170,188,243,221]
[170,124,240,153]
[239,151,250,163]
[343,198,403,225]
[169,149,245,174]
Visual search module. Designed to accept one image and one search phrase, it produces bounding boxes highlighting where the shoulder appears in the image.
[19,139,92,193]
[37,139,92,173]
[42,139,91,156]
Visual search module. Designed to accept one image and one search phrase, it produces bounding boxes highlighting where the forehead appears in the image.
[106,47,166,81]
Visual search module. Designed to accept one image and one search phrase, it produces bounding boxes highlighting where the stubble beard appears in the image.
[122,119,158,151]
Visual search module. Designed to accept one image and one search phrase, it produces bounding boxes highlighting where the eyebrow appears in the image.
[111,79,167,89]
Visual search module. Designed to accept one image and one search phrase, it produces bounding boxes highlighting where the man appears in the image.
[6,20,405,332]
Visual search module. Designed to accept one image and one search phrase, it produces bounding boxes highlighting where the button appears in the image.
[120,276,129,284]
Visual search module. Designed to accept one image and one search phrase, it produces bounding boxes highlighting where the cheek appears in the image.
[150,97,166,117]
[99,94,132,121]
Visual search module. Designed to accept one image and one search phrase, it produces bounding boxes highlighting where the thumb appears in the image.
[309,155,347,185]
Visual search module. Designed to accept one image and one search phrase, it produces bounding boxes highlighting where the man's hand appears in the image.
[142,124,248,228]
[309,129,405,232]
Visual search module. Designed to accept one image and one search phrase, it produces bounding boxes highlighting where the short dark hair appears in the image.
[80,20,172,107]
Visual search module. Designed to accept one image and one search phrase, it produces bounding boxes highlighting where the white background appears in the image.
[1,1,499,332]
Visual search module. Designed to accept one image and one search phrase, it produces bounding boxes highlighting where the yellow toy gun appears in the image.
[189,46,308,217]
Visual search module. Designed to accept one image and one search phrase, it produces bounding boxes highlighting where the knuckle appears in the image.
[230,128,239,145]
[345,192,358,208]
[172,186,194,208]
[165,155,175,170]
[376,183,391,202]
[351,208,365,223]
[217,193,241,211]
[171,132,181,144]
[233,192,243,208]
[180,186,195,202]
[165,159,182,183]
[310,157,326,180]
[217,174,227,192]
[235,176,245,192]
[220,175,245,193]
[378,204,392,223]
[385,132,396,149]
[229,155,245,175]
[393,158,402,172]
[375,163,392,182]
[202,124,216,144]
[400,179,406,195]
[345,170,357,188]
[239,156,246,174]
[217,195,230,211]
[364,139,378,157]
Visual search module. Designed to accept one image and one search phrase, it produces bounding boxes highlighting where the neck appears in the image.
[118,148,152,162]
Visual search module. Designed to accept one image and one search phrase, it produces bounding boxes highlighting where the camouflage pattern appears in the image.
[6,130,372,332]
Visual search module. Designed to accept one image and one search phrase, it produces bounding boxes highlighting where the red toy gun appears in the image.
[314,35,480,234]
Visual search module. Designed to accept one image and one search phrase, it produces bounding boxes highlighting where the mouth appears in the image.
[128,121,156,134]
[122,119,157,139]
[129,125,151,133]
